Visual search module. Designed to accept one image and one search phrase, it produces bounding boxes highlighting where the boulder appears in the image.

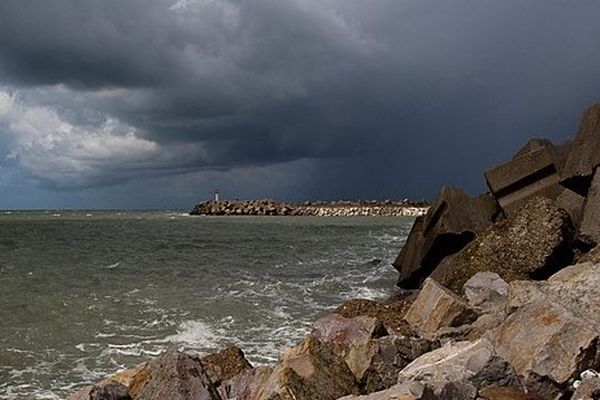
[431,197,575,293]
[478,386,545,400]
[394,187,499,288]
[491,298,599,398]
[404,278,477,337]
[337,381,437,400]
[344,335,438,393]
[201,345,253,385]
[572,370,600,400]
[463,272,509,313]
[312,314,387,348]
[218,366,273,400]
[254,335,360,400]
[484,139,565,216]
[561,104,600,194]
[581,168,600,245]
[397,339,520,396]
[334,295,417,336]
[128,350,221,400]
[556,188,586,230]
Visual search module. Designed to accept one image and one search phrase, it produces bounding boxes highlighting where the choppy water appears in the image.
[0,211,413,399]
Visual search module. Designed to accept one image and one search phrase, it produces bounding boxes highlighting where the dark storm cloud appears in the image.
[1,0,600,201]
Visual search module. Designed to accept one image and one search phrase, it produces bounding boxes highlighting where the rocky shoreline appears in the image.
[69,104,600,400]
[190,200,429,217]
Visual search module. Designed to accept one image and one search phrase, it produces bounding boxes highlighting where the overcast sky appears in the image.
[0,0,599,209]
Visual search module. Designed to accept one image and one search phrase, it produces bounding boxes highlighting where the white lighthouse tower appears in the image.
[214,189,220,201]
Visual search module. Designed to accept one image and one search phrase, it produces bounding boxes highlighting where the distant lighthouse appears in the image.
[214,189,220,201]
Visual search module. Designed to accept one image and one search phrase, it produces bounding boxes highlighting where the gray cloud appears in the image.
[0,0,600,206]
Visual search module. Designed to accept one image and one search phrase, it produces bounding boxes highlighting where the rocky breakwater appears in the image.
[67,103,600,400]
[190,199,429,217]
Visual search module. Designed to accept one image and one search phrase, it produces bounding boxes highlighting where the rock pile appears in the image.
[68,103,600,400]
[394,103,600,290]
[190,200,429,217]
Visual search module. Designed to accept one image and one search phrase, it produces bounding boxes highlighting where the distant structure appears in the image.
[214,189,220,202]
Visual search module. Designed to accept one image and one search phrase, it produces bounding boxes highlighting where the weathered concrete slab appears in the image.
[581,168,600,244]
[562,104,600,194]
[556,187,586,229]
[404,278,476,337]
[431,197,574,293]
[394,187,499,288]
[484,144,563,216]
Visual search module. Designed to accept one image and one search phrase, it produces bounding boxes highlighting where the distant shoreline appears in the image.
[190,199,429,217]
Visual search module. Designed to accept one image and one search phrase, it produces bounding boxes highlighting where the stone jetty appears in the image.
[190,199,429,217]
[69,103,600,400]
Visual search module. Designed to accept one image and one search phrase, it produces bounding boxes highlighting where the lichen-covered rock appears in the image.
[312,314,387,348]
[463,272,509,313]
[337,381,437,400]
[218,366,273,399]
[404,278,476,337]
[128,350,221,400]
[201,345,253,385]
[432,197,574,293]
[397,339,520,396]
[254,335,360,400]
[491,298,599,398]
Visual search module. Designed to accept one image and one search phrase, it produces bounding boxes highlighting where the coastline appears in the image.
[190,199,429,217]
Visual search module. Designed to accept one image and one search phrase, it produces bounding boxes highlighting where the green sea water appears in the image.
[0,211,413,399]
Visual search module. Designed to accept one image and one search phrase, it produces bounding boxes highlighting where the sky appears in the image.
[0,0,600,209]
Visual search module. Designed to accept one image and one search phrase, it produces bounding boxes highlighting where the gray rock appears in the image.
[556,187,586,230]
[463,272,509,313]
[90,382,131,400]
[397,339,520,395]
[572,371,600,400]
[218,366,273,400]
[404,278,477,338]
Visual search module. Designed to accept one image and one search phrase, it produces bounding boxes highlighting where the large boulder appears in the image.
[396,339,520,396]
[431,197,575,293]
[404,278,477,337]
[67,382,132,400]
[491,298,599,398]
[561,103,600,194]
[337,381,437,400]
[484,139,566,216]
[393,187,499,288]
[254,335,360,400]
[201,345,253,385]
[128,350,221,400]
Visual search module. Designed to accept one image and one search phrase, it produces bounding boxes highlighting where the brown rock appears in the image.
[404,278,476,337]
[312,314,387,348]
[218,366,273,399]
[432,197,575,293]
[254,335,360,400]
[393,188,499,288]
[201,346,253,385]
[556,188,586,230]
[478,386,544,400]
[337,381,437,400]
[562,103,600,194]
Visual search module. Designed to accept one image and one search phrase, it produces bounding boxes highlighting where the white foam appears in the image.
[161,320,219,349]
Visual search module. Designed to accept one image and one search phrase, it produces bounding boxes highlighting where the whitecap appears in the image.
[161,320,219,349]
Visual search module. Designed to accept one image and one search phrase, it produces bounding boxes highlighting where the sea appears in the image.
[0,211,414,399]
